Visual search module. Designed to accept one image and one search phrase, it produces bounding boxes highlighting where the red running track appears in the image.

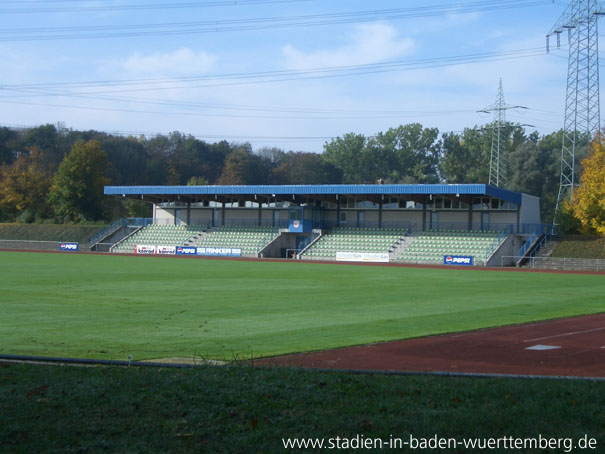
[255,313,605,378]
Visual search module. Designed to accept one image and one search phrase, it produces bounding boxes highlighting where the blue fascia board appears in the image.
[105,184,523,204]
[105,184,487,196]
[485,186,523,205]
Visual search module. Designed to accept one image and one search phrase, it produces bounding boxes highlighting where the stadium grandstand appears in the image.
[103,184,548,266]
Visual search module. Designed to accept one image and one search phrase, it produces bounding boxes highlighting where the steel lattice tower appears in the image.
[547,0,603,224]
[479,79,526,187]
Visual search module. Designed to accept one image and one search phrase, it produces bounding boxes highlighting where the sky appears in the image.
[0,0,593,152]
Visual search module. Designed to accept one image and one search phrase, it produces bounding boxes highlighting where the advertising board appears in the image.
[336,252,390,263]
[443,255,474,266]
[59,243,79,252]
[135,245,157,255]
[176,246,198,255]
[196,247,242,257]
[156,245,176,255]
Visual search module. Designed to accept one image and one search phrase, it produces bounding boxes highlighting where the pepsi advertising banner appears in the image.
[59,243,79,252]
[176,247,197,256]
[443,255,474,266]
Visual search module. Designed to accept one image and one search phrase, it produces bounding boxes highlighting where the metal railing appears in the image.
[297,232,319,251]
[89,218,153,249]
[517,233,539,260]
[517,224,554,262]
[321,220,412,230]
[298,231,324,258]
[501,256,603,271]
[427,222,553,235]
[89,218,127,248]
[221,218,289,228]
[127,218,153,227]
[484,229,511,263]
[109,226,142,253]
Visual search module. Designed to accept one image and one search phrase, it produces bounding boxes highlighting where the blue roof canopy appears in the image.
[105,184,523,205]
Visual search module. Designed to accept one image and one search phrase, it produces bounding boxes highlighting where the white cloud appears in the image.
[118,47,217,77]
[282,22,415,70]
[0,46,61,84]
[403,11,481,36]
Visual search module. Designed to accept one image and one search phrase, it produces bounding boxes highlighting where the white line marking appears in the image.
[526,344,562,351]
[523,327,605,343]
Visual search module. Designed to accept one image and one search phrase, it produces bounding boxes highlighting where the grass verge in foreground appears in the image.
[2,251,605,361]
[1,363,604,453]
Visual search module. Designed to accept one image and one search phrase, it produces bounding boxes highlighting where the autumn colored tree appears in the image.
[187,176,209,186]
[0,148,53,221]
[568,133,605,236]
[48,140,110,222]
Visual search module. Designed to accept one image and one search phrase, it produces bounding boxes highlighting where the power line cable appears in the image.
[0,93,481,121]
[0,47,554,125]
[0,0,553,40]
[0,0,315,14]
[1,47,553,96]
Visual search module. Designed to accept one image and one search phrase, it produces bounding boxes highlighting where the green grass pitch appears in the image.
[1,251,604,361]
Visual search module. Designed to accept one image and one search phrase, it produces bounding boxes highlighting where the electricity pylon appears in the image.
[479,79,526,187]
[547,0,604,225]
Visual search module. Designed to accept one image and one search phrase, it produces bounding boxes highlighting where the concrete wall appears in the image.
[487,233,535,267]
[260,232,302,258]
[520,194,542,225]
[490,211,517,225]
[364,211,379,223]
[190,209,212,225]
[155,208,175,225]
[225,209,257,222]
[382,210,423,227]
[487,235,515,267]
[324,210,338,225]
[437,211,466,223]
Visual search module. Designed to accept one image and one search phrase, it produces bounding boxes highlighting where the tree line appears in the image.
[0,122,594,228]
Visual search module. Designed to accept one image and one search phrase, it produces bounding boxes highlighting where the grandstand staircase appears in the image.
[389,235,415,260]
[532,239,558,259]
[183,230,209,246]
